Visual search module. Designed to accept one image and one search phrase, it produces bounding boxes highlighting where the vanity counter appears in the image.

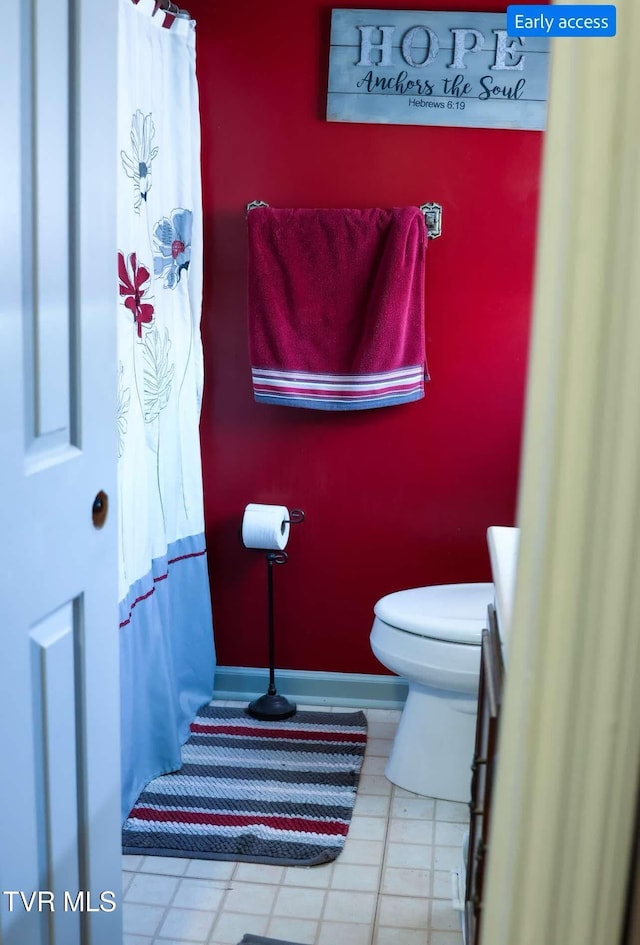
[487,525,519,665]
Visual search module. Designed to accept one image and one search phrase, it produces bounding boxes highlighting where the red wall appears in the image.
[192,0,544,674]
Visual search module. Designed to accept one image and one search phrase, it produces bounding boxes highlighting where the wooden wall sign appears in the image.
[326,9,550,131]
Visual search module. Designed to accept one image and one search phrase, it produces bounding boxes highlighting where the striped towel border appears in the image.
[251,365,425,410]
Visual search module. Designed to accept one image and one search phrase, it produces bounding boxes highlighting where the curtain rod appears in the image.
[156,0,191,18]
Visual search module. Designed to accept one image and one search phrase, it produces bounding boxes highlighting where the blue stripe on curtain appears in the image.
[119,533,215,822]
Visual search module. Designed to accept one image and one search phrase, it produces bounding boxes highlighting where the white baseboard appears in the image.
[213,666,408,710]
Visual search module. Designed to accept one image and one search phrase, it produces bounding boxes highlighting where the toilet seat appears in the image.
[374,582,494,645]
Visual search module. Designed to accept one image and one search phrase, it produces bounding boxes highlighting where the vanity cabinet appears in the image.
[465,603,504,945]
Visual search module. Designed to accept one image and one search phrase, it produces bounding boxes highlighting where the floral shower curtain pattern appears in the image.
[117,0,215,821]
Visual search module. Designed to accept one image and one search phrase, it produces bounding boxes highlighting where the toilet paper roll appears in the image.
[242,503,290,551]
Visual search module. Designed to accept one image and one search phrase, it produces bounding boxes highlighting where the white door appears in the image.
[0,2,123,944]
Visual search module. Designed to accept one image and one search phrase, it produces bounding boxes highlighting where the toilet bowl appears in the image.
[370,582,494,802]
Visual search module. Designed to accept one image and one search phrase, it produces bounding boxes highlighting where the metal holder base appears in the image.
[247,690,297,721]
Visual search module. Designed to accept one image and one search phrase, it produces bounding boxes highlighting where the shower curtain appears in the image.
[117,0,215,821]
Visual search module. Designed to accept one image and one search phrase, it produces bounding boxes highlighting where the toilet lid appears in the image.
[374,583,494,645]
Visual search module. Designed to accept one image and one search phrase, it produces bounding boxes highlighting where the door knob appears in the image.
[92,490,109,529]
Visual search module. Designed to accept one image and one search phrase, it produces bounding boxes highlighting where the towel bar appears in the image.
[246,199,443,239]
[419,202,442,240]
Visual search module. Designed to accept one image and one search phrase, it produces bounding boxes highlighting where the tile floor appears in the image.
[122,703,467,945]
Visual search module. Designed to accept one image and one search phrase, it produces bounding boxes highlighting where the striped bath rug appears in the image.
[122,706,367,865]
[238,936,305,945]
[238,937,304,945]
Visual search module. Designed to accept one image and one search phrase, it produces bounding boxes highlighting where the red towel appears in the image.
[247,207,428,410]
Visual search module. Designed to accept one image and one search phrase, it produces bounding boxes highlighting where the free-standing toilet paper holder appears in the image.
[247,509,305,721]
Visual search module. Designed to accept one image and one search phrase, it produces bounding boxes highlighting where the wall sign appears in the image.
[326,9,550,131]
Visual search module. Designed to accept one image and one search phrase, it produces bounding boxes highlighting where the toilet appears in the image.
[370,582,494,802]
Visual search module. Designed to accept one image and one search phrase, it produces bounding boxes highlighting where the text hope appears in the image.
[357,25,526,73]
